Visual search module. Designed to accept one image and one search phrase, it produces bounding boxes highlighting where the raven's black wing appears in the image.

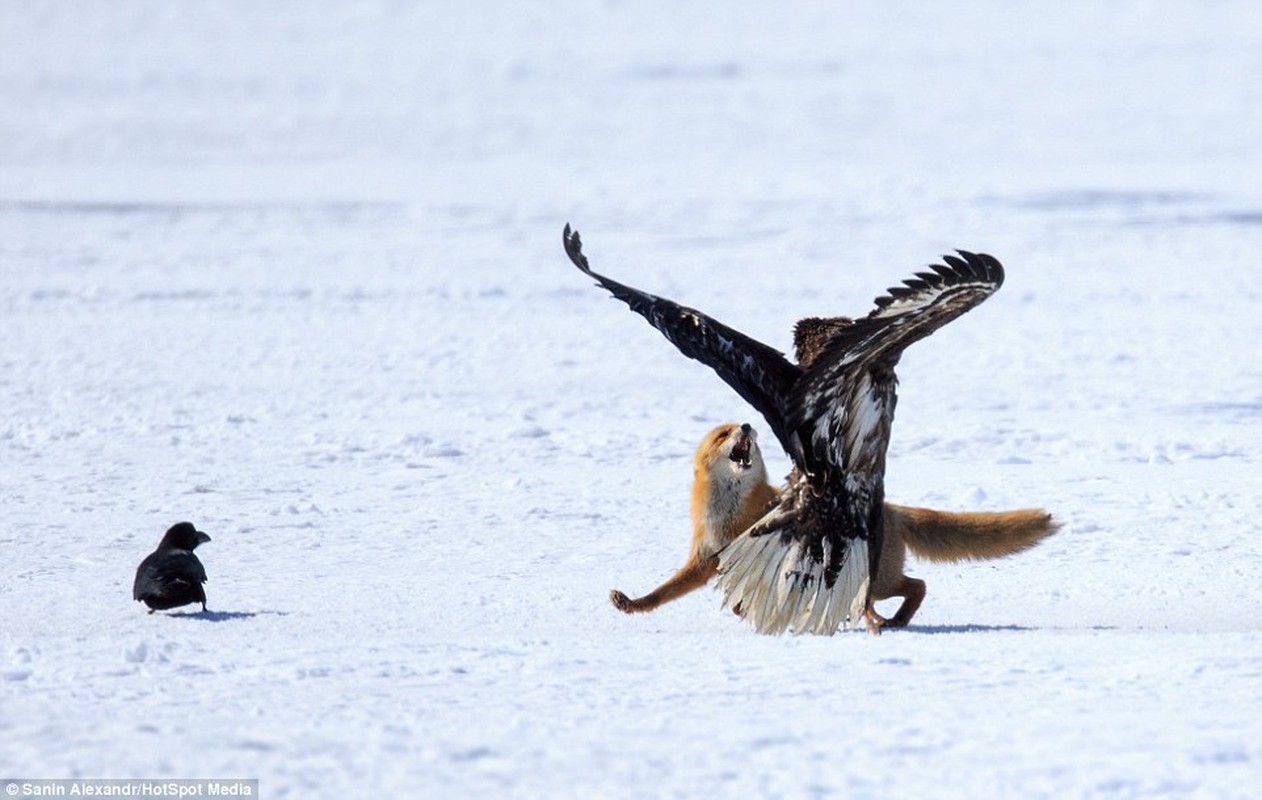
[564,224,804,460]
[134,551,207,595]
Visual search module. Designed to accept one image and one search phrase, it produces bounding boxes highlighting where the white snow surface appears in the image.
[3,2,1262,797]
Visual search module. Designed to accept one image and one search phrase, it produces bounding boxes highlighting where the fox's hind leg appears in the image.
[610,556,719,614]
[881,576,927,628]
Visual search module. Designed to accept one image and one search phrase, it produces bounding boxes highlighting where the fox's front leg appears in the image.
[610,556,719,614]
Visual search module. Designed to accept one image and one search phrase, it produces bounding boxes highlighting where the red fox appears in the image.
[610,422,1058,629]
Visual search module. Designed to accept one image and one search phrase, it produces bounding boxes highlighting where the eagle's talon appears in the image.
[864,608,886,637]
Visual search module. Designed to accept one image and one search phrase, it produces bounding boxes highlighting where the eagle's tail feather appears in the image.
[718,532,869,636]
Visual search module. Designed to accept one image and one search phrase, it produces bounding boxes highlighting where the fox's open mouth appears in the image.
[729,434,752,468]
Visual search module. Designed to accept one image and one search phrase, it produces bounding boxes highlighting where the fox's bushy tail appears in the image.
[888,505,1059,563]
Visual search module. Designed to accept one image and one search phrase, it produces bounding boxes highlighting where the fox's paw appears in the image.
[610,589,635,613]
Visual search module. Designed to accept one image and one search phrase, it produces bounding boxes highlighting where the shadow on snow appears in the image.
[901,623,1035,635]
[901,623,1120,635]
[163,609,290,622]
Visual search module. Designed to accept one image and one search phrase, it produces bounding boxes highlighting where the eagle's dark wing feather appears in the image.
[564,224,804,460]
[787,250,1004,479]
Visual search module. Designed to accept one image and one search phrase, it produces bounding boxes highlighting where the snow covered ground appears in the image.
[3,2,1262,797]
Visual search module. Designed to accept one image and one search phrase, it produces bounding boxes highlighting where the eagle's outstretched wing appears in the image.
[564,224,804,460]
[717,251,1004,635]
[788,250,1004,480]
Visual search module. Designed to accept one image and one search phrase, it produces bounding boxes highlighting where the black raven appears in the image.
[133,522,211,613]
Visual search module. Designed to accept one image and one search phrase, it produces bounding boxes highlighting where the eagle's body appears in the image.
[564,224,1003,634]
